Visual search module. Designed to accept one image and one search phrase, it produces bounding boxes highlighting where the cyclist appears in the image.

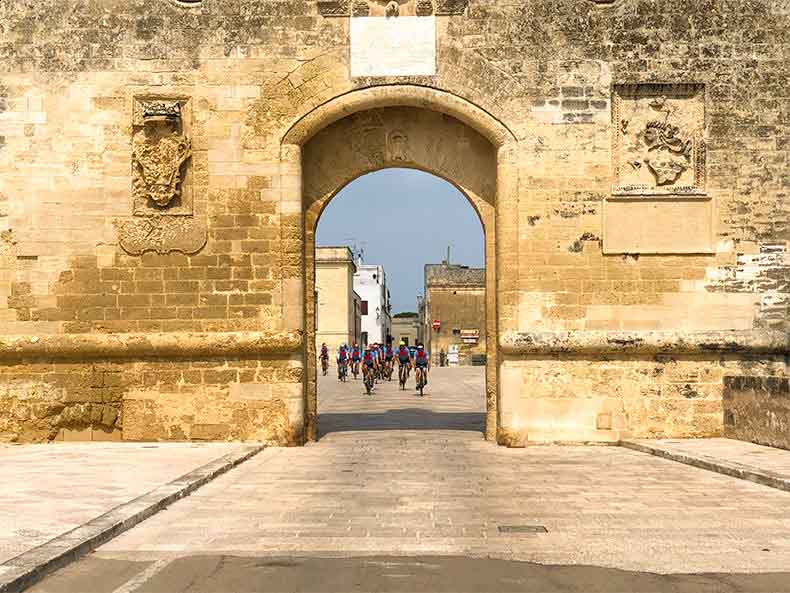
[336,343,349,380]
[319,343,329,376]
[414,343,430,389]
[362,345,378,392]
[383,343,395,376]
[396,341,411,385]
[396,341,411,368]
[369,343,380,380]
[350,343,361,377]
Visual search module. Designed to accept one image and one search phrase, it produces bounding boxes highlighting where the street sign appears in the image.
[461,329,479,344]
[432,320,441,330]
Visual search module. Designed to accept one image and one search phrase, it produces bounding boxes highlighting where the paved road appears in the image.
[27,368,790,592]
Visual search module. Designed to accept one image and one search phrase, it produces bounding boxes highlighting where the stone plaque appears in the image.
[603,198,714,254]
[350,16,436,77]
[612,84,706,196]
[116,216,207,255]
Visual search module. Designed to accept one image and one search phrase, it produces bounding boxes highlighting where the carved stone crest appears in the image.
[416,0,434,15]
[612,84,706,196]
[387,130,409,161]
[133,134,191,208]
[352,0,369,15]
[642,120,692,185]
[132,99,192,212]
[350,111,386,169]
[118,96,207,256]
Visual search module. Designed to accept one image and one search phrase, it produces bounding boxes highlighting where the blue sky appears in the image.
[316,168,485,314]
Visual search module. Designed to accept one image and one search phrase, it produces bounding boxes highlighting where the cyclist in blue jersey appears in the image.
[413,343,430,390]
[395,341,411,387]
[383,343,395,378]
[362,345,378,392]
[336,344,349,381]
[350,343,361,378]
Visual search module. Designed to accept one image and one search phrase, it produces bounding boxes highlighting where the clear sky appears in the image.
[316,168,485,314]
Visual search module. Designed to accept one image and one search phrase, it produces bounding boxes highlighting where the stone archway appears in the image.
[282,86,518,443]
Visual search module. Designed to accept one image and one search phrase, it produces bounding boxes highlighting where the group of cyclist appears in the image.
[318,340,430,393]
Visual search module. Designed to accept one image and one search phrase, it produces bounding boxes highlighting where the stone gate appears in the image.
[0,0,788,447]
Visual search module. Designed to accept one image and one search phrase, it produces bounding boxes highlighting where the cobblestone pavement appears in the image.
[0,442,244,566]
[26,368,790,591]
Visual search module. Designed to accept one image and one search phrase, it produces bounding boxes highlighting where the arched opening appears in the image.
[314,168,487,437]
[298,102,501,442]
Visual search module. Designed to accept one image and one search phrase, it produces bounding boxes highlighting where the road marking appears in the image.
[110,558,171,593]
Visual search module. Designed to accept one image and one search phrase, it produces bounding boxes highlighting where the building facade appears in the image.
[0,0,788,448]
[423,264,486,366]
[353,265,392,346]
[315,247,362,355]
[391,315,420,347]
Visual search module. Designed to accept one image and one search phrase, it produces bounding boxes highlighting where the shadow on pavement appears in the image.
[30,555,790,593]
[318,410,485,437]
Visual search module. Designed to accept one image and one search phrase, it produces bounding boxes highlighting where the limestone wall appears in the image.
[0,0,787,444]
[723,375,790,451]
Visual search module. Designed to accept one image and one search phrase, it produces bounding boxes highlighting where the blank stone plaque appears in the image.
[350,16,436,77]
[603,198,714,254]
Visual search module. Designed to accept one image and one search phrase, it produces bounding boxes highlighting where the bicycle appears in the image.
[338,361,348,382]
[320,356,328,376]
[364,368,374,395]
[415,367,427,396]
[383,361,393,381]
[351,360,359,380]
[398,363,408,390]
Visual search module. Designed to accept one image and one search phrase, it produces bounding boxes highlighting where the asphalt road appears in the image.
[27,554,790,593]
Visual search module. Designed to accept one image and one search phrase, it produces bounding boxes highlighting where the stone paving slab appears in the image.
[87,370,790,575]
[0,444,262,593]
[0,442,248,566]
[621,438,790,493]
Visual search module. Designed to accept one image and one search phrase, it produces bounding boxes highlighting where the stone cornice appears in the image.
[0,331,303,362]
[499,330,790,356]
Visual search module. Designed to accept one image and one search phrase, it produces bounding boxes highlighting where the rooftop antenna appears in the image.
[343,237,366,264]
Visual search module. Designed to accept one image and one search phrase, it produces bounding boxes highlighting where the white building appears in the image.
[353,264,392,346]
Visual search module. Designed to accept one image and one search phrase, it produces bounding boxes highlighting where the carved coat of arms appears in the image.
[118,97,206,256]
[612,84,705,196]
[132,101,192,209]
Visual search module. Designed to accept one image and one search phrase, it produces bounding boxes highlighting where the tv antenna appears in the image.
[343,237,366,264]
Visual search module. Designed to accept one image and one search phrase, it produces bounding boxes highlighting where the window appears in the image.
[361,301,368,315]
[453,328,461,335]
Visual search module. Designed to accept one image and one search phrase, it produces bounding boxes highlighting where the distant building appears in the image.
[353,264,392,346]
[391,314,419,347]
[423,263,486,366]
[315,247,362,354]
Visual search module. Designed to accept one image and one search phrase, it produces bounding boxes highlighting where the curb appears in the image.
[621,440,790,494]
[0,444,264,593]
